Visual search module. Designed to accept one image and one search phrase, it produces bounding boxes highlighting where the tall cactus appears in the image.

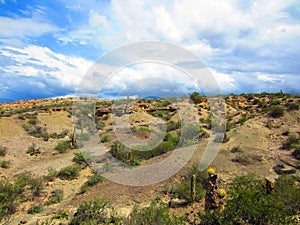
[71,126,77,148]
[191,173,196,202]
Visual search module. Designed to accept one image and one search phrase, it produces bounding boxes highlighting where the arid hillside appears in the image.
[0,93,299,224]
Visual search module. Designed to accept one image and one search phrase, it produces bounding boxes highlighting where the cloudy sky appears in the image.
[0,0,299,102]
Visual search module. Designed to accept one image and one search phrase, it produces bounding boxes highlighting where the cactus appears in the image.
[71,126,77,148]
[191,173,196,202]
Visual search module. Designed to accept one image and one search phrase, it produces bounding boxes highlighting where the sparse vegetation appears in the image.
[282,134,299,150]
[199,175,300,225]
[269,105,285,118]
[232,154,262,165]
[0,160,11,168]
[57,165,81,180]
[0,146,7,156]
[125,202,185,225]
[54,140,71,153]
[70,198,122,225]
[46,189,64,205]
[27,205,43,214]
[230,145,243,153]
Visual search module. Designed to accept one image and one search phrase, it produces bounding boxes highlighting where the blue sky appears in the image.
[0,0,299,102]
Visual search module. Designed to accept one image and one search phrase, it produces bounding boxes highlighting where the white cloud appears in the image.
[0,45,92,86]
[0,17,58,38]
[257,73,284,83]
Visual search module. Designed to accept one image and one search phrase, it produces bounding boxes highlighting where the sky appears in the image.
[0,0,299,102]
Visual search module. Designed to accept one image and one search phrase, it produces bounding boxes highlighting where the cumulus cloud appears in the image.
[0,44,92,101]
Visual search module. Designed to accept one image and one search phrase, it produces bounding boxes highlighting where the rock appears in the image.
[169,198,188,208]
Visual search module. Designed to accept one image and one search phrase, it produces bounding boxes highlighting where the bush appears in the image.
[0,146,7,156]
[100,135,110,143]
[173,180,205,202]
[0,160,11,168]
[26,143,41,156]
[269,105,285,118]
[57,165,80,180]
[79,174,104,194]
[47,189,64,205]
[70,199,117,225]
[285,102,299,111]
[54,140,71,153]
[231,154,262,165]
[199,175,299,225]
[29,177,44,197]
[124,202,185,225]
[72,152,88,167]
[282,134,299,150]
[46,167,58,182]
[230,146,243,153]
[27,205,43,214]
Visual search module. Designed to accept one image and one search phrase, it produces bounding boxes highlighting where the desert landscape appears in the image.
[0,92,299,225]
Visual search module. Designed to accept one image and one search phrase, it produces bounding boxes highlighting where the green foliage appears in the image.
[0,146,8,156]
[52,210,68,220]
[199,175,299,225]
[46,167,58,182]
[270,99,281,106]
[100,135,110,143]
[72,152,88,167]
[230,146,243,153]
[54,140,71,153]
[46,189,64,205]
[173,179,205,202]
[79,174,103,194]
[166,121,181,132]
[70,198,120,225]
[190,92,205,104]
[124,202,185,225]
[269,105,285,118]
[27,205,43,214]
[26,143,41,156]
[57,165,80,180]
[0,160,11,168]
[29,177,44,197]
[0,173,32,221]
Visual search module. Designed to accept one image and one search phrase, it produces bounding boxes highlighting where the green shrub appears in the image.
[0,146,7,156]
[29,177,44,197]
[124,202,185,225]
[79,174,104,194]
[230,146,243,153]
[100,135,110,143]
[54,140,71,153]
[199,175,299,225]
[52,210,68,220]
[0,160,10,168]
[27,205,43,214]
[285,102,299,111]
[173,180,205,202]
[72,152,88,167]
[70,199,118,225]
[269,105,285,118]
[86,174,103,186]
[46,167,58,182]
[47,189,64,205]
[57,165,80,180]
[26,143,41,156]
